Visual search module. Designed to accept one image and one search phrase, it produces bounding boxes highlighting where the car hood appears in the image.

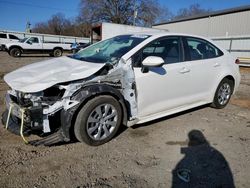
[4,56,105,93]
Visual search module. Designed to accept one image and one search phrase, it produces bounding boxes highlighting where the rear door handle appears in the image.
[213,63,220,67]
[179,67,190,74]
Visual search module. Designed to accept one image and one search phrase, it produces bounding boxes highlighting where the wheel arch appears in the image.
[211,75,236,108]
[224,75,235,88]
[217,75,235,93]
[9,45,23,52]
[53,47,63,51]
[210,74,236,102]
[60,84,128,141]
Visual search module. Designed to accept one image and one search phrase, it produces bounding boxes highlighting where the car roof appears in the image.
[125,31,212,41]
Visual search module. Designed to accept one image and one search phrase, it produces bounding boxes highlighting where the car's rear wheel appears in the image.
[10,48,21,57]
[72,49,77,54]
[74,95,122,146]
[53,48,62,57]
[211,78,234,109]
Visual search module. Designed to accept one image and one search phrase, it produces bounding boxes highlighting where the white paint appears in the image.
[4,37,72,51]
[4,56,105,92]
[4,32,241,128]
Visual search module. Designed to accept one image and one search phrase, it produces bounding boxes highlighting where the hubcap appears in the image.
[15,50,20,56]
[86,104,118,141]
[55,50,61,56]
[218,83,231,105]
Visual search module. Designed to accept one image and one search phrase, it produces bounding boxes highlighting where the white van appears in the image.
[0,33,20,50]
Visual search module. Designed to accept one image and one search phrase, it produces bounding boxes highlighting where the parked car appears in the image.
[71,42,90,54]
[2,36,71,57]
[0,33,20,50]
[1,32,240,146]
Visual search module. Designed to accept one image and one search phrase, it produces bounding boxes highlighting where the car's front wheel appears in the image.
[211,78,234,109]
[10,48,22,57]
[74,95,122,146]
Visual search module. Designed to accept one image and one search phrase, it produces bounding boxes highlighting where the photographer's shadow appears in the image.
[172,130,235,188]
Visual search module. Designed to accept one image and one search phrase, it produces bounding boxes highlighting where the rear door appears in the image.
[182,36,224,102]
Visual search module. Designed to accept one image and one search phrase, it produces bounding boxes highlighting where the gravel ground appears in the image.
[0,51,249,188]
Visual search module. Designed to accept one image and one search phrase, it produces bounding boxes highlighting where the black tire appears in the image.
[10,48,21,57]
[74,95,122,146]
[211,78,234,109]
[72,49,77,54]
[53,48,63,57]
[49,53,54,57]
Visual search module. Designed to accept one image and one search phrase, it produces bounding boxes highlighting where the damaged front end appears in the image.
[2,58,138,146]
[2,83,80,145]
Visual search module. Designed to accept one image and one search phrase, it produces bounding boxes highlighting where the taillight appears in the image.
[235,59,240,64]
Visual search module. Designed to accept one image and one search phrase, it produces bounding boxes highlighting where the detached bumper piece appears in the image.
[2,110,66,146]
[28,130,66,146]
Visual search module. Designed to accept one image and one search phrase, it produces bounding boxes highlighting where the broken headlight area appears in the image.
[2,86,68,141]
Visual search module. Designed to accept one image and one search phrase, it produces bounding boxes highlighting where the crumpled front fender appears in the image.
[60,83,128,141]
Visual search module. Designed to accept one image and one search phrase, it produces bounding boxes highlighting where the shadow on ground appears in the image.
[171,130,235,188]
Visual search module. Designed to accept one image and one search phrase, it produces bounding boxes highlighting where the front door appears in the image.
[132,36,191,119]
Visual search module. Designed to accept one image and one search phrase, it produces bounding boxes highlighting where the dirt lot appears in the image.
[0,51,249,188]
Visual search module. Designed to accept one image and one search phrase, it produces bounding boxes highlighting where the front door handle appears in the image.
[179,67,190,74]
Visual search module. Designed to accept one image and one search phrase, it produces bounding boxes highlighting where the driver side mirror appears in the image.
[27,41,32,45]
[141,56,164,73]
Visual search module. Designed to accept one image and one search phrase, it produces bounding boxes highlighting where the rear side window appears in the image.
[0,33,7,38]
[133,37,182,67]
[185,37,223,61]
[9,34,19,40]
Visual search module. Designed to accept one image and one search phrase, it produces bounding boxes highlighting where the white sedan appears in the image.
[2,32,241,146]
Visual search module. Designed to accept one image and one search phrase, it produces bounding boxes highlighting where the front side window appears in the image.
[28,37,39,43]
[185,37,223,61]
[72,34,150,64]
[0,33,7,38]
[133,37,181,67]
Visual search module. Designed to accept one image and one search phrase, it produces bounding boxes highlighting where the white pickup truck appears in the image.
[2,36,72,57]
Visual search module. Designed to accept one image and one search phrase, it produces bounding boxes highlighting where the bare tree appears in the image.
[78,0,170,27]
[174,4,211,19]
[32,12,92,37]
[32,2,211,37]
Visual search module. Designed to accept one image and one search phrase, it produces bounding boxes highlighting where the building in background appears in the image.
[153,5,250,64]
[153,5,250,37]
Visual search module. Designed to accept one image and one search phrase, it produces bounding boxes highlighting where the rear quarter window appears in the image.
[9,34,19,40]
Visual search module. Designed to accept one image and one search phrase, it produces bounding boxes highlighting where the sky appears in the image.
[0,0,249,31]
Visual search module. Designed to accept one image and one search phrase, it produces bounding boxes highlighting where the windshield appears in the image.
[72,34,150,64]
[19,38,28,43]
